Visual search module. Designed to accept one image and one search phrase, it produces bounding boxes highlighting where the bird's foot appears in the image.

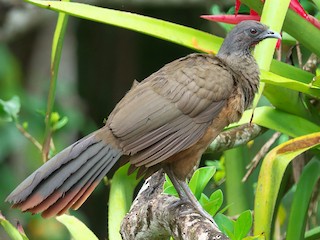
[164,166,217,226]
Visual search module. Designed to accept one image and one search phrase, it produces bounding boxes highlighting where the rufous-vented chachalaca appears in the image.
[6,21,280,220]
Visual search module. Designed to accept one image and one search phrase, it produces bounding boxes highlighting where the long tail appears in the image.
[6,128,122,218]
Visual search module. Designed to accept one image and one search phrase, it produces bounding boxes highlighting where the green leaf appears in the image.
[286,158,320,240]
[215,213,235,239]
[199,189,223,216]
[188,166,216,199]
[243,233,265,240]
[163,174,179,196]
[108,164,140,240]
[261,70,320,98]
[56,214,98,240]
[233,106,320,138]
[163,185,178,197]
[52,116,68,131]
[224,147,249,215]
[234,210,252,240]
[271,59,314,82]
[305,226,320,240]
[311,75,320,88]
[25,0,222,54]
[253,132,320,239]
[0,96,20,122]
[263,85,313,121]
[51,0,69,65]
[219,203,233,215]
[264,62,317,120]
[0,212,28,240]
[206,159,226,183]
[164,167,216,200]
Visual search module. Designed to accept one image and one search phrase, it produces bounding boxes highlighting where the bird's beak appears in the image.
[259,29,282,40]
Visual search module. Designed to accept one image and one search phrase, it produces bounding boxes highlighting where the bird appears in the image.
[6,20,281,219]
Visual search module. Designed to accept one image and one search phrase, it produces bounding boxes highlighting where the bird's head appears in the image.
[217,20,281,57]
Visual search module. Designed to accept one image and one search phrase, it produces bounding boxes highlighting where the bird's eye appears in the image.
[250,28,257,34]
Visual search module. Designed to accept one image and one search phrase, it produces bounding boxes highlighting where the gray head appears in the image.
[217,20,281,57]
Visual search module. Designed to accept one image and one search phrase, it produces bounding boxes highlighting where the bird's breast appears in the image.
[166,86,245,180]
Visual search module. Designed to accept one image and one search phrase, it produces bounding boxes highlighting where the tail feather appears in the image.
[23,144,110,214]
[56,161,109,215]
[71,151,122,210]
[7,134,98,205]
[6,130,122,217]
[41,162,106,218]
[14,141,106,211]
[42,150,121,218]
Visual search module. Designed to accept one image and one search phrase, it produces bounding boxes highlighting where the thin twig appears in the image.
[15,123,42,151]
[285,45,294,65]
[296,41,303,68]
[242,131,281,182]
[308,180,320,227]
[303,53,319,74]
[292,154,306,183]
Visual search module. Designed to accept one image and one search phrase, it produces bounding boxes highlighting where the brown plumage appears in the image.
[6,20,281,219]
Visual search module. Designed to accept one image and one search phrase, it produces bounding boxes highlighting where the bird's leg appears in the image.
[163,166,218,227]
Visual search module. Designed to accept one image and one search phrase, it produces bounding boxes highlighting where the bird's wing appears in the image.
[108,54,234,168]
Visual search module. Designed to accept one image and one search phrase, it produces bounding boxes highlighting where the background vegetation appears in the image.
[0,0,319,239]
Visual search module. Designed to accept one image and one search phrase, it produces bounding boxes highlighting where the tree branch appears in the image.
[120,171,228,240]
[209,123,265,153]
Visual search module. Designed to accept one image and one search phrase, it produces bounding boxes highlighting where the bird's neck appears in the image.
[217,51,257,75]
[217,52,260,109]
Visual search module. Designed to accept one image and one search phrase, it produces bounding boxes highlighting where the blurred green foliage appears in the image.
[0,0,319,239]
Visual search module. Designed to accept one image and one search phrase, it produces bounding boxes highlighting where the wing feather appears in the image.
[108,53,234,168]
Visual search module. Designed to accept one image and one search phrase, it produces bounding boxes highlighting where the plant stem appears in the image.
[15,123,42,151]
[42,3,69,161]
